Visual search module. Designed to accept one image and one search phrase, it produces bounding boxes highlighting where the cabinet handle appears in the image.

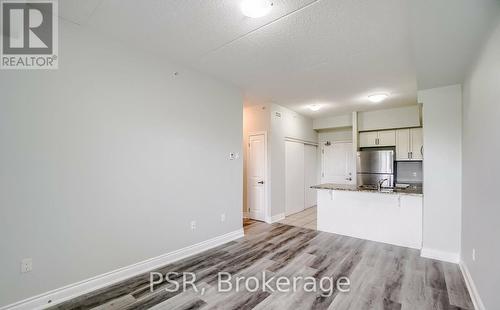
[408,152,411,159]
[410,152,413,159]
[421,146,423,156]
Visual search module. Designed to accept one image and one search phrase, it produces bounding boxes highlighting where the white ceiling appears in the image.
[409,0,500,90]
[59,0,500,118]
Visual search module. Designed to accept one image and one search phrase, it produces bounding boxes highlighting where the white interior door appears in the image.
[304,144,318,208]
[321,142,355,184]
[285,141,305,216]
[247,134,266,221]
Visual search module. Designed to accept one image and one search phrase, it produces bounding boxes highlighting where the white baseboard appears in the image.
[266,213,285,224]
[1,229,244,310]
[420,248,460,263]
[460,260,485,310]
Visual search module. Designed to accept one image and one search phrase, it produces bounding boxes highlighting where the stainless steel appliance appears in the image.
[357,150,395,187]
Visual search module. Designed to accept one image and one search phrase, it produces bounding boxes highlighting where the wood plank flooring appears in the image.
[49,221,473,310]
[278,207,317,230]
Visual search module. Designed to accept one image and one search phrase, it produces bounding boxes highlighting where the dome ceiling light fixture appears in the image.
[368,93,389,103]
[241,0,273,18]
[308,104,322,111]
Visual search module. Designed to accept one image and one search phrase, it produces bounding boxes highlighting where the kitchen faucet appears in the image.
[377,178,388,191]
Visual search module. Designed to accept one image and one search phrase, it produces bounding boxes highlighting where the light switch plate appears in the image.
[229,152,239,160]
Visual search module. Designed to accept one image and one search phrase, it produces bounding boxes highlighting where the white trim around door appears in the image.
[246,131,269,222]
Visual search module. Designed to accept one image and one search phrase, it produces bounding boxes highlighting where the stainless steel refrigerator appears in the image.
[357,150,395,187]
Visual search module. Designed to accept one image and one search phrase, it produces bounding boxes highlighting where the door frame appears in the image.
[320,140,355,184]
[246,131,269,222]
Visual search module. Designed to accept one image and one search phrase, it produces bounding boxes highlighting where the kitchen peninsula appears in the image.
[312,183,423,249]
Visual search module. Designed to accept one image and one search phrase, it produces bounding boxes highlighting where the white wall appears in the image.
[313,114,352,130]
[418,85,462,262]
[357,105,421,131]
[318,128,353,143]
[462,18,500,309]
[0,20,243,306]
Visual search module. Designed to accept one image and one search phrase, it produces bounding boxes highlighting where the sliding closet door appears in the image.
[285,141,305,216]
[304,144,318,208]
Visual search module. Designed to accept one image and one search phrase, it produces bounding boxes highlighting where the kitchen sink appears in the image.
[358,185,397,193]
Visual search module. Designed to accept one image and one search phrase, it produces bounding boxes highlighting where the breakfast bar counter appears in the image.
[312,183,423,249]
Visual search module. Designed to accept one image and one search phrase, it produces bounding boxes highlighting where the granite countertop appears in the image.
[311,183,423,196]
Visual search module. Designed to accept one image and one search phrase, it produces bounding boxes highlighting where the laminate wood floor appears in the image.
[50,221,473,310]
[278,207,317,230]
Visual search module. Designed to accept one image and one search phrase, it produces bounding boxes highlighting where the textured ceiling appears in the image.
[59,0,500,118]
[409,0,500,90]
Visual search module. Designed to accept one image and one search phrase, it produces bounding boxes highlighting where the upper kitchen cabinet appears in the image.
[359,130,396,147]
[410,128,423,160]
[359,131,378,147]
[378,130,396,146]
[396,128,423,161]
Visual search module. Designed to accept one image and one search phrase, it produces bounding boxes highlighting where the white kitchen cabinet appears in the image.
[396,128,423,161]
[359,130,396,147]
[410,128,423,160]
[359,131,378,147]
[378,130,396,146]
[396,129,411,160]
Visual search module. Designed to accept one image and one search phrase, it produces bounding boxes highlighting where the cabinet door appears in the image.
[396,129,410,160]
[410,128,423,160]
[359,131,378,147]
[377,130,396,146]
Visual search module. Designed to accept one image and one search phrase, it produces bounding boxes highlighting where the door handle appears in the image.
[257,181,264,184]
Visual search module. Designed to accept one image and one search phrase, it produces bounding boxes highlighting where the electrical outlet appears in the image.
[21,258,33,273]
[221,213,226,222]
[472,248,476,261]
[190,220,196,231]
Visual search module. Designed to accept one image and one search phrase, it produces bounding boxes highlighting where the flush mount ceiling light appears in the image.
[241,0,273,18]
[308,104,322,111]
[368,93,389,103]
